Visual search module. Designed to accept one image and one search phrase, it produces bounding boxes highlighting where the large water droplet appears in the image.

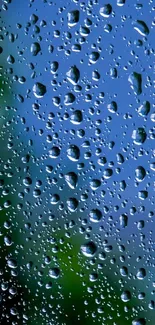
[7,259,17,269]
[119,214,128,228]
[65,172,78,189]
[67,10,80,27]
[117,0,125,6]
[70,110,83,124]
[116,153,124,164]
[107,101,117,113]
[49,146,60,158]
[103,168,113,179]
[138,190,148,200]
[136,268,146,280]
[66,65,80,85]
[138,101,150,117]
[30,42,41,56]
[132,128,146,145]
[50,61,59,74]
[135,166,146,182]
[49,267,60,279]
[89,179,101,190]
[33,82,46,98]
[67,197,78,212]
[89,209,102,223]
[133,20,149,37]
[99,4,112,18]
[121,290,131,302]
[120,266,128,277]
[89,52,100,64]
[128,72,142,95]
[67,145,80,161]
[64,93,75,106]
[81,241,97,257]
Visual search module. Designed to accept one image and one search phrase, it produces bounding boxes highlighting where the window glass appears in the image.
[0,1,154,324]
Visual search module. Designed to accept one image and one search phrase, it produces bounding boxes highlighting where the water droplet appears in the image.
[7,259,17,269]
[50,194,60,204]
[133,20,149,37]
[67,10,80,27]
[119,214,128,228]
[135,166,146,182]
[150,162,155,171]
[128,72,142,95]
[120,266,128,276]
[81,241,97,257]
[23,177,32,186]
[46,165,53,173]
[117,0,125,6]
[50,61,59,74]
[70,110,83,124]
[137,220,145,230]
[90,179,101,190]
[49,146,60,158]
[120,180,126,191]
[67,145,80,161]
[80,26,90,37]
[33,189,41,198]
[104,23,112,33]
[103,168,113,179]
[7,54,15,64]
[92,70,100,81]
[64,93,75,106]
[65,172,78,189]
[116,153,124,164]
[138,101,150,117]
[138,190,148,200]
[136,268,146,280]
[121,290,131,302]
[30,42,41,56]
[99,4,112,18]
[89,52,100,64]
[30,13,38,24]
[132,128,146,145]
[150,112,155,122]
[67,197,78,212]
[4,235,12,246]
[89,209,102,223]
[66,65,80,85]
[49,267,60,279]
[110,68,117,79]
[107,101,117,113]
[33,82,46,98]
[89,273,98,282]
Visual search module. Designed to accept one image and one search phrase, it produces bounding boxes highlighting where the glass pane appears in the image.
[0,0,154,324]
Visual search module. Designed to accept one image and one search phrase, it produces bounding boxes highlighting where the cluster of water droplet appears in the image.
[0,0,154,323]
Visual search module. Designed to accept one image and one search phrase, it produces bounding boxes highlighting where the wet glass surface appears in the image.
[0,1,154,324]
